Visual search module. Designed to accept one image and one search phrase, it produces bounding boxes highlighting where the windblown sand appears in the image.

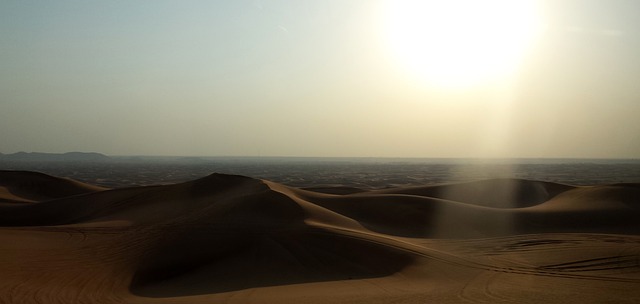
[1,170,639,303]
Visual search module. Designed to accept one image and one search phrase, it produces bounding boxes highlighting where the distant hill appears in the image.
[0,152,110,162]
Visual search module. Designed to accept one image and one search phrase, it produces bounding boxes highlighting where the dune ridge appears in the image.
[0,171,638,303]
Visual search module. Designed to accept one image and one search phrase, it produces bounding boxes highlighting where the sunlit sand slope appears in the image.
[0,171,638,303]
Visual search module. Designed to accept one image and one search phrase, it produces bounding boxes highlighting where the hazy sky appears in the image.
[1,0,639,158]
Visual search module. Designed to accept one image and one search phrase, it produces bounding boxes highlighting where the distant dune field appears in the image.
[1,170,639,303]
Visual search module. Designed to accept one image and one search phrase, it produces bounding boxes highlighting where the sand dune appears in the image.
[373,178,575,208]
[0,170,107,203]
[0,170,639,303]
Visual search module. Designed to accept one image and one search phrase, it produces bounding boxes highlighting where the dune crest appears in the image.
[0,171,638,303]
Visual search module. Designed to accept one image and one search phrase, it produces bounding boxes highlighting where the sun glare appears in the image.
[382,0,543,89]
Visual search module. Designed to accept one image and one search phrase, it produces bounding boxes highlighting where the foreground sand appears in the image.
[1,170,639,303]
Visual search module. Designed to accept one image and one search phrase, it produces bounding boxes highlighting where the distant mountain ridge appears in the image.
[0,152,110,162]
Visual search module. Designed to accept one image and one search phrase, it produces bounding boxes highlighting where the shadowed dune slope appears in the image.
[0,171,639,303]
[0,173,267,226]
[280,180,640,237]
[373,178,574,208]
[0,170,107,203]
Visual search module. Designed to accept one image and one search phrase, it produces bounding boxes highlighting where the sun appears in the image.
[381,0,543,89]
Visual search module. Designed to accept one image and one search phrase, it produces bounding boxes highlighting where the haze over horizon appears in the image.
[2,0,640,158]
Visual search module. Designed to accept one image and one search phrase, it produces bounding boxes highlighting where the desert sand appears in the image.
[0,170,639,303]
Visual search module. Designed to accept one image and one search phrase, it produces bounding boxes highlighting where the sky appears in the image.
[1,0,639,158]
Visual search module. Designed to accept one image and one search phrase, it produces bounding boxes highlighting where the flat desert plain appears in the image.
[1,170,639,303]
